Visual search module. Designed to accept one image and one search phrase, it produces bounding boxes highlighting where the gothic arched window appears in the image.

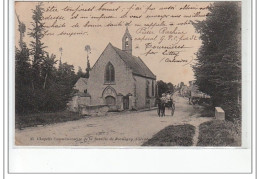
[105,62,115,83]
[125,37,129,47]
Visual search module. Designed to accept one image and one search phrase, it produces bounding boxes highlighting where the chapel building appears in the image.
[70,27,157,111]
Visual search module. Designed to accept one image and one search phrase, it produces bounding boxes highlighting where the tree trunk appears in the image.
[32,81,34,92]
[43,73,48,89]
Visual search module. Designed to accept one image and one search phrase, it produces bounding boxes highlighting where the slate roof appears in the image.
[78,77,88,85]
[74,77,88,87]
[111,44,156,79]
[74,77,88,90]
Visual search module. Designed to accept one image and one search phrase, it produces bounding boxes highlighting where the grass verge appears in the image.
[190,104,215,117]
[197,120,241,146]
[142,124,195,146]
[16,111,81,129]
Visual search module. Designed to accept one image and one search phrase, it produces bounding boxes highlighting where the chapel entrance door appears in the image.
[123,96,129,110]
[105,96,116,106]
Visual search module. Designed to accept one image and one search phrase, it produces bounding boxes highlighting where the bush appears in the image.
[197,120,241,146]
[221,100,241,121]
[142,125,195,146]
[16,110,81,129]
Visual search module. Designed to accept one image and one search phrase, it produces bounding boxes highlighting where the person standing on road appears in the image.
[170,92,176,111]
[161,93,167,104]
[188,90,192,104]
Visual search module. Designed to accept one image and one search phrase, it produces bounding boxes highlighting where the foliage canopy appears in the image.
[192,2,241,120]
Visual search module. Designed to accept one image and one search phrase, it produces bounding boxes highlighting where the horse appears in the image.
[156,98,165,117]
[156,97,175,117]
[165,99,175,116]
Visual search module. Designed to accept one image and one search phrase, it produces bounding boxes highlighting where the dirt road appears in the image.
[15,94,212,146]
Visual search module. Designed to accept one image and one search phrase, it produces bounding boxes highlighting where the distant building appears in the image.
[188,80,210,99]
[68,27,156,112]
[180,85,189,97]
[74,77,88,93]
[67,78,91,112]
[189,80,198,97]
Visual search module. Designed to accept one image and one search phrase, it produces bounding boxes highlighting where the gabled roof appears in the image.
[76,77,88,85]
[74,77,88,89]
[110,44,156,79]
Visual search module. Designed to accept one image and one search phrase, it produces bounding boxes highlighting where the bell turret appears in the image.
[122,26,132,55]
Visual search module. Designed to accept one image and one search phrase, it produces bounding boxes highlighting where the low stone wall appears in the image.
[79,105,109,116]
[67,94,91,112]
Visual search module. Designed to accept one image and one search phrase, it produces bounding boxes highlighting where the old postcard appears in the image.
[14,1,242,147]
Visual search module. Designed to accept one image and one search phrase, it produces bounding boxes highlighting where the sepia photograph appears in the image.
[14,1,242,147]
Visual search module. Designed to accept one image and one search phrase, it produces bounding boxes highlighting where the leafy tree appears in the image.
[77,66,85,78]
[15,45,31,87]
[15,44,33,113]
[157,80,173,97]
[41,53,57,89]
[192,2,241,120]
[167,82,174,92]
[15,10,34,114]
[53,62,78,110]
[15,4,80,114]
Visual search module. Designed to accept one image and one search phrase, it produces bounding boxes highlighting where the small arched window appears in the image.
[105,62,115,83]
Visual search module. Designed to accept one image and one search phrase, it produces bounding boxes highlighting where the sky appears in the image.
[15,1,211,85]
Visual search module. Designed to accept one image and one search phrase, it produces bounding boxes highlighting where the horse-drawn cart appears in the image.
[156,95,175,117]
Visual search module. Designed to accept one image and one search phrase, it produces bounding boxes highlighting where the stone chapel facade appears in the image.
[70,27,157,111]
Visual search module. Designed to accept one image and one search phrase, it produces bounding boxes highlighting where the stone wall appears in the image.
[134,75,156,109]
[80,105,109,116]
[86,43,135,108]
[67,95,91,112]
[81,43,156,111]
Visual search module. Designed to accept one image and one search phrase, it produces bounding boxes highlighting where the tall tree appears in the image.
[15,12,26,50]
[15,11,33,113]
[15,4,80,114]
[41,53,57,89]
[85,45,91,78]
[85,59,91,78]
[15,45,32,113]
[192,2,241,120]
[167,82,174,92]
[53,63,78,110]
[28,3,46,90]
[156,80,169,97]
